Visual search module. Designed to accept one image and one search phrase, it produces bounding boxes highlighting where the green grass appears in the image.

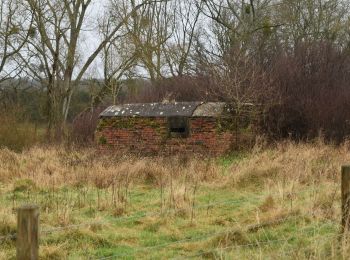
[0,179,342,259]
[0,143,347,259]
[218,151,248,169]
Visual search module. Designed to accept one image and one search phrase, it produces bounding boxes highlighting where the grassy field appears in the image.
[0,141,349,259]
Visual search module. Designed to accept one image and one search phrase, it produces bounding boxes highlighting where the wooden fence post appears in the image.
[342,166,350,231]
[17,205,39,260]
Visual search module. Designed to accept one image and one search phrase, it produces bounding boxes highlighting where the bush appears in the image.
[120,76,209,103]
[260,41,350,142]
[260,104,308,140]
[71,106,107,146]
[0,108,42,151]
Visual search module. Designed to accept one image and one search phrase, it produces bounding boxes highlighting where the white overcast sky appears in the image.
[73,0,211,79]
[79,0,109,78]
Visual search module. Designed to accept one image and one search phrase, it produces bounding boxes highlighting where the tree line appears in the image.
[1,0,350,142]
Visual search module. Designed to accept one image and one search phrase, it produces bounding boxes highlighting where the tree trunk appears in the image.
[46,84,63,142]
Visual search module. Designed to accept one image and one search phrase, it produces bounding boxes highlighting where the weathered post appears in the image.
[342,166,350,232]
[17,205,39,260]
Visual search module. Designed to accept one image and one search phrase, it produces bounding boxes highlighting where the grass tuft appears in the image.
[0,141,349,258]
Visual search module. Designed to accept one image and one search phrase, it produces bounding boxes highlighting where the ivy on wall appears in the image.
[97,117,163,131]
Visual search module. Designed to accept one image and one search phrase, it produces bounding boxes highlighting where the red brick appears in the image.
[96,117,234,156]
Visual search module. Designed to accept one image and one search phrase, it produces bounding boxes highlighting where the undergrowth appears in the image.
[0,141,349,259]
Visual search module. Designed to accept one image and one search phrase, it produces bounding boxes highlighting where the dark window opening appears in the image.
[168,117,189,138]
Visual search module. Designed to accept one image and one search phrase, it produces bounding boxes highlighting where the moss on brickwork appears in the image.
[96,119,108,131]
[142,118,165,130]
[216,118,236,133]
[94,116,235,154]
[216,117,254,138]
[97,117,163,131]
[97,117,135,130]
[98,135,107,145]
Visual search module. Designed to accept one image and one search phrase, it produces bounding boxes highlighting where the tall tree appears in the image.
[199,0,278,58]
[21,0,161,138]
[92,14,137,106]
[114,0,174,82]
[276,0,350,50]
[111,0,202,81]
[164,1,202,77]
[0,0,33,83]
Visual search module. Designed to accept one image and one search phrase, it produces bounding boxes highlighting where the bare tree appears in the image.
[113,0,174,82]
[164,1,201,77]
[20,0,162,138]
[198,0,280,57]
[93,14,138,106]
[276,0,350,50]
[0,0,33,83]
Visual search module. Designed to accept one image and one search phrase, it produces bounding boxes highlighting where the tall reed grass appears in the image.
[0,109,43,151]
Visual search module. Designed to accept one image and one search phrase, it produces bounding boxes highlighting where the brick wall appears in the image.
[96,117,234,155]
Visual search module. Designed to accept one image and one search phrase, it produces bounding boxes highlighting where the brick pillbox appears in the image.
[96,102,238,156]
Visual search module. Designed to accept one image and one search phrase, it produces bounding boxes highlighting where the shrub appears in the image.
[71,106,107,146]
[260,41,350,142]
[0,108,42,151]
[98,136,107,145]
[120,76,209,104]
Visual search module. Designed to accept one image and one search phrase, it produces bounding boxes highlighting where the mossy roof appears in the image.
[99,102,231,118]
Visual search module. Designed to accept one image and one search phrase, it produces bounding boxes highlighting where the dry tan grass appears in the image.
[0,141,347,218]
[0,141,347,207]
[1,141,350,258]
[0,146,221,188]
[230,140,348,196]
